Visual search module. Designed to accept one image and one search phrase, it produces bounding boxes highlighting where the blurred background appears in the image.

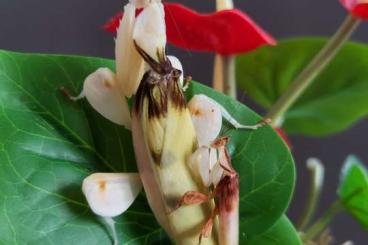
[0,0,367,243]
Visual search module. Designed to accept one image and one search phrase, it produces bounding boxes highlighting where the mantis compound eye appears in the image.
[167,55,184,85]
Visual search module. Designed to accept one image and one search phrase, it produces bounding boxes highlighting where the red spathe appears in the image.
[104,3,276,55]
[340,0,368,19]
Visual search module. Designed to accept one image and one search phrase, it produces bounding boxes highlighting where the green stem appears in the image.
[222,55,237,99]
[303,201,343,241]
[297,158,325,230]
[266,15,361,124]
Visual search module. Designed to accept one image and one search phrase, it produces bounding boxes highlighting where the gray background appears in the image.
[0,0,367,243]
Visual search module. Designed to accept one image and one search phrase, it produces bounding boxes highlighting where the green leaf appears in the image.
[236,38,368,136]
[337,155,368,230]
[0,49,295,244]
[246,215,301,245]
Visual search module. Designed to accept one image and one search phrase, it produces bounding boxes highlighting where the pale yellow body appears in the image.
[132,98,218,245]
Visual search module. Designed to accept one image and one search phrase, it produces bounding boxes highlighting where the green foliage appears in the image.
[236,38,368,136]
[246,215,301,245]
[0,50,295,244]
[338,156,368,230]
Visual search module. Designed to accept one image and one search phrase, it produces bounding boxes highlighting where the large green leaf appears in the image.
[236,38,368,136]
[246,215,301,245]
[337,156,368,230]
[0,49,295,244]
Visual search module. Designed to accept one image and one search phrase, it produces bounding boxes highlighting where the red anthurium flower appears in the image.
[274,128,292,149]
[340,0,368,19]
[104,12,123,33]
[104,3,276,55]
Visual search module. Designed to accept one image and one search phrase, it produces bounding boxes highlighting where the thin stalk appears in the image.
[303,201,343,242]
[213,54,224,93]
[297,158,325,230]
[213,0,237,99]
[223,55,237,99]
[266,15,361,124]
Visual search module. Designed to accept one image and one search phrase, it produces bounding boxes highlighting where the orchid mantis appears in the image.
[72,0,268,244]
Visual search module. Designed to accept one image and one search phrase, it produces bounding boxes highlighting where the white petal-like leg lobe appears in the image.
[190,147,211,187]
[116,3,145,97]
[80,68,131,129]
[130,0,162,8]
[133,2,166,62]
[130,0,148,8]
[210,161,224,187]
[82,173,142,217]
[188,95,222,147]
[167,55,184,86]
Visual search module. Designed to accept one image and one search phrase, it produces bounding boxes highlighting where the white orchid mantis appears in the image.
[66,0,269,244]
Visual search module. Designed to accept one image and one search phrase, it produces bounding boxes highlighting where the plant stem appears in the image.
[265,15,361,124]
[213,0,237,99]
[223,55,237,99]
[297,158,325,230]
[303,201,343,242]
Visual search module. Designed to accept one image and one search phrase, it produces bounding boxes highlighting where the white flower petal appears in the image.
[116,3,145,97]
[167,55,184,86]
[133,2,166,62]
[188,95,222,146]
[80,68,131,129]
[82,173,142,217]
[190,147,211,187]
